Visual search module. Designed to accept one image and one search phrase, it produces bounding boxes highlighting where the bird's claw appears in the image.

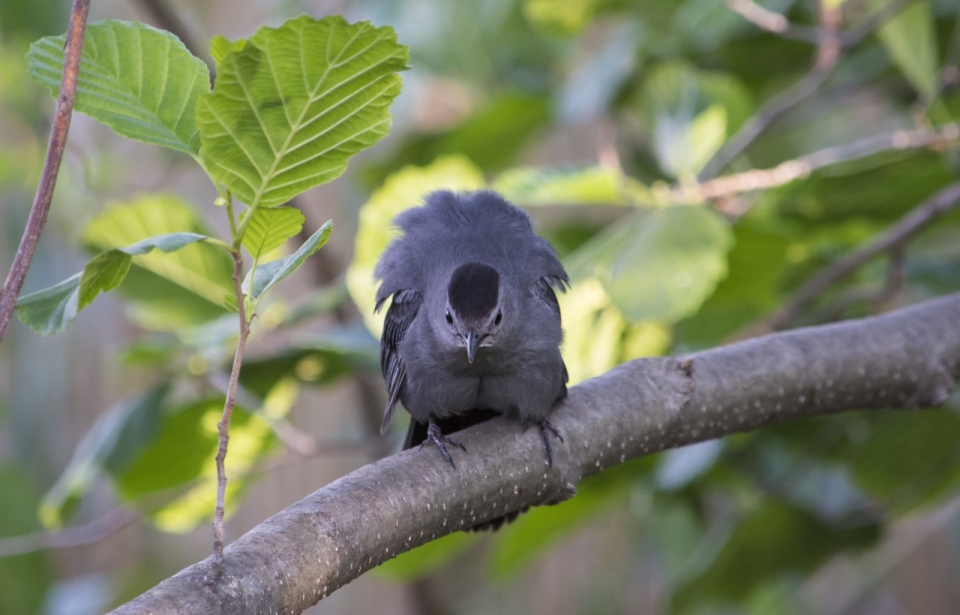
[421,419,466,468]
[539,419,563,467]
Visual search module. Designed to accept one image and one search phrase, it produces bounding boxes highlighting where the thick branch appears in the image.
[109,293,960,615]
[0,0,90,345]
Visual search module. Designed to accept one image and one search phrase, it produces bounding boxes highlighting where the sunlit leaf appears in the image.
[27,20,210,154]
[346,155,486,335]
[243,220,332,302]
[523,0,602,35]
[241,206,305,259]
[113,397,276,533]
[566,206,733,323]
[876,1,938,101]
[196,15,409,208]
[82,193,234,330]
[493,165,634,207]
[16,232,207,335]
[38,385,169,529]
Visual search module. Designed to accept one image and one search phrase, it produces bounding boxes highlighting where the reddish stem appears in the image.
[0,0,91,344]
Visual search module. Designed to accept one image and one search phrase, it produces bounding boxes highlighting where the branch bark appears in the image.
[0,0,90,345]
[109,293,960,615]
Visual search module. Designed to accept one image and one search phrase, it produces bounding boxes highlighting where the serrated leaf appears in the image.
[17,232,207,335]
[209,34,244,66]
[566,206,733,322]
[345,155,486,336]
[243,221,332,302]
[27,20,210,154]
[39,385,169,529]
[82,194,234,330]
[242,206,305,258]
[197,15,409,208]
[876,1,938,101]
[14,273,81,337]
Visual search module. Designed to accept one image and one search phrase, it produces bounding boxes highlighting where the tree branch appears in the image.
[669,122,960,205]
[0,0,90,345]
[108,293,960,615]
[763,179,960,331]
[0,508,136,558]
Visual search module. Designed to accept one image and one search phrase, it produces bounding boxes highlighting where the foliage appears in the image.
[2,0,960,612]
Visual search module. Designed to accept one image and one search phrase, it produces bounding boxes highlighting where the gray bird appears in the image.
[375,190,569,470]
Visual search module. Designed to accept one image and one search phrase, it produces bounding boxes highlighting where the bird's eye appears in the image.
[445,310,453,324]
[495,309,502,325]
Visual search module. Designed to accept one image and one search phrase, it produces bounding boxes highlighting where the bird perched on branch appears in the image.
[375,190,569,470]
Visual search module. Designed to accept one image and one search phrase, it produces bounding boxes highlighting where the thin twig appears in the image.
[700,2,842,180]
[726,0,913,47]
[0,508,137,559]
[0,0,90,345]
[669,122,960,204]
[762,180,960,332]
[210,246,251,580]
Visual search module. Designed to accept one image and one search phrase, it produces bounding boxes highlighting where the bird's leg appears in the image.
[420,416,466,468]
[521,417,564,467]
[539,419,563,467]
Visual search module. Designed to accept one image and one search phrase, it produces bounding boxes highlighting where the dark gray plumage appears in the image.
[375,190,569,471]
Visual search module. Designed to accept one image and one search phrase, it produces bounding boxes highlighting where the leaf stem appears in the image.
[233,203,260,250]
[209,246,251,580]
[0,0,90,345]
[201,236,233,254]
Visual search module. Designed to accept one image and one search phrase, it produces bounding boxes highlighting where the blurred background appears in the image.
[2,0,960,613]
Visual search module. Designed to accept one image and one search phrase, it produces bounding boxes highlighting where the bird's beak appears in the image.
[466,330,479,364]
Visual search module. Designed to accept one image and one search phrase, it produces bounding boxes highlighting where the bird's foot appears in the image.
[522,418,564,467]
[421,418,466,468]
[539,419,563,467]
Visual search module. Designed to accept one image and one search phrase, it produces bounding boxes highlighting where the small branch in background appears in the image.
[671,122,960,205]
[759,180,960,333]
[703,0,913,181]
[812,246,905,323]
[0,508,137,559]
[210,248,252,580]
[700,2,842,180]
[0,0,90,346]
[726,0,823,44]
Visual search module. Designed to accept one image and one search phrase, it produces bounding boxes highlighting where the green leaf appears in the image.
[14,273,81,337]
[876,1,938,101]
[241,206,305,259]
[209,34,244,66]
[493,165,636,207]
[16,232,207,335]
[82,193,234,330]
[566,206,733,322]
[0,464,51,615]
[196,15,409,208]
[113,397,277,533]
[239,324,379,397]
[27,20,210,154]
[39,385,169,529]
[671,500,879,613]
[243,220,332,302]
[345,155,486,336]
[375,532,480,582]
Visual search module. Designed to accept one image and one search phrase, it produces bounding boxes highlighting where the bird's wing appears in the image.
[379,288,422,434]
[535,276,570,395]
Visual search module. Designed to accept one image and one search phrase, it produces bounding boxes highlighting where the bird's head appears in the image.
[444,262,504,364]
